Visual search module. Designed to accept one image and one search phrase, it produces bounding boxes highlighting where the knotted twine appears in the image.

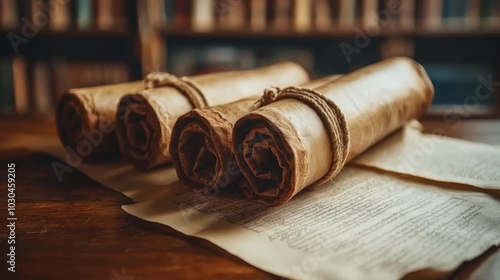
[145,72,209,109]
[257,86,351,187]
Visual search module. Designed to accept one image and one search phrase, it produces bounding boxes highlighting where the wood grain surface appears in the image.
[0,116,498,280]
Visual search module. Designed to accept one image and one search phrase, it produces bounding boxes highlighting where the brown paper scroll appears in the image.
[169,76,341,194]
[115,62,309,171]
[232,57,434,206]
[55,81,145,159]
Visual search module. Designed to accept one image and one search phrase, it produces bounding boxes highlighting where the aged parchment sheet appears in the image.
[353,122,500,190]
[11,132,500,280]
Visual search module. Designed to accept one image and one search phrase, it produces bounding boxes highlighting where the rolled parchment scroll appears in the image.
[232,57,434,206]
[169,76,341,193]
[116,62,309,171]
[55,81,145,159]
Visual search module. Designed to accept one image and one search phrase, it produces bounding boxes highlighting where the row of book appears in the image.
[144,0,500,32]
[0,0,129,32]
[0,56,129,114]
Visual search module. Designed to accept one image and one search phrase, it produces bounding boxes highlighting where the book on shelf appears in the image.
[0,0,19,30]
[466,0,482,28]
[174,0,190,28]
[75,0,93,30]
[250,0,267,31]
[12,56,29,114]
[360,0,379,30]
[49,0,71,31]
[0,0,133,32]
[293,0,312,32]
[146,0,167,28]
[164,0,176,26]
[312,0,332,31]
[191,0,214,31]
[94,0,128,31]
[419,0,443,29]
[214,0,246,30]
[399,0,416,30]
[0,57,130,115]
[271,0,292,30]
[338,0,356,29]
[481,0,500,27]
[442,0,467,27]
[96,0,113,30]
[30,0,46,31]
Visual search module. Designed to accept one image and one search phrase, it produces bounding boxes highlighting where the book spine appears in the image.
[294,0,312,32]
[96,0,114,30]
[361,0,379,30]
[400,0,415,30]
[313,0,331,31]
[420,0,442,29]
[274,0,292,30]
[192,0,214,31]
[76,0,93,30]
[443,0,467,26]
[250,0,266,31]
[12,56,29,114]
[49,0,71,31]
[338,0,356,29]
[1,0,19,29]
[217,0,246,29]
[164,0,176,26]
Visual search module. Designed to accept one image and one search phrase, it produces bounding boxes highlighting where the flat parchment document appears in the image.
[353,122,500,190]
[121,167,500,280]
[10,135,500,280]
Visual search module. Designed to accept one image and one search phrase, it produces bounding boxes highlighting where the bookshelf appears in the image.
[1,0,499,116]
[0,0,141,115]
[139,0,500,116]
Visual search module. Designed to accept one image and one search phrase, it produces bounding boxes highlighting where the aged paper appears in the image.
[122,167,500,280]
[14,136,500,279]
[353,123,500,190]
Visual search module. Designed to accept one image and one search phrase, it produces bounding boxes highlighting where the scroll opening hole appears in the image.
[244,132,283,193]
[125,108,150,149]
[179,129,217,183]
[63,106,83,135]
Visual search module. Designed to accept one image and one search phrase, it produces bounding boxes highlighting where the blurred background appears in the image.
[0,0,499,117]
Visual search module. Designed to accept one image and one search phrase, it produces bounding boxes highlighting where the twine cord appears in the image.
[145,72,209,108]
[257,86,350,186]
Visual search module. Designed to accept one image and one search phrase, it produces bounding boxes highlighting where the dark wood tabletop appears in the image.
[0,116,498,280]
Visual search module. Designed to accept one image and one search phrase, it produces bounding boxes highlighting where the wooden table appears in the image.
[0,116,498,280]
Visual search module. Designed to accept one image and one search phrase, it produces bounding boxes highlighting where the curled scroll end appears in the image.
[144,72,179,89]
[255,87,281,108]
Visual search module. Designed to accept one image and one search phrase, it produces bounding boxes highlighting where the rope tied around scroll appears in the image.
[259,86,350,186]
[144,72,209,109]
[255,87,281,108]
